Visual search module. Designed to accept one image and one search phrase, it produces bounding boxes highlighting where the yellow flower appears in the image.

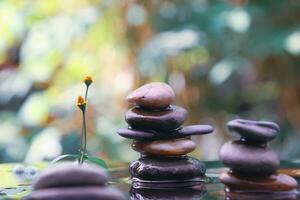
[84,76,93,86]
[77,96,86,110]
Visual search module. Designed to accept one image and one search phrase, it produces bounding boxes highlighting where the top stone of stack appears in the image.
[227,119,280,144]
[126,82,175,110]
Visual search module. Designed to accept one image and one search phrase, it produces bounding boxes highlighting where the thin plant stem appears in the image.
[79,135,83,163]
[82,110,87,161]
[79,111,85,164]
[85,86,89,100]
[79,119,84,159]
[79,85,89,164]
[79,109,86,164]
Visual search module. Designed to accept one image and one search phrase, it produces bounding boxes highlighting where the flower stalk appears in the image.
[77,76,93,164]
[52,76,107,168]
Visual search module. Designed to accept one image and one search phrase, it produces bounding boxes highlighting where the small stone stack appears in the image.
[117,82,214,188]
[219,119,298,196]
[26,163,126,200]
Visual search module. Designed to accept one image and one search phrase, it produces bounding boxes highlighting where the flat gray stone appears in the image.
[227,119,280,143]
[33,163,108,190]
[219,141,280,175]
[125,105,187,132]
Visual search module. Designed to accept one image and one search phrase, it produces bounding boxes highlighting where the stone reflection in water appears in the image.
[130,184,207,200]
[224,191,298,200]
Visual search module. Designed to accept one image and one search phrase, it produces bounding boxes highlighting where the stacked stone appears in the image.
[117,82,214,189]
[219,119,298,196]
[26,163,126,200]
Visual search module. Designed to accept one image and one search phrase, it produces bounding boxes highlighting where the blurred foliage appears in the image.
[0,0,300,164]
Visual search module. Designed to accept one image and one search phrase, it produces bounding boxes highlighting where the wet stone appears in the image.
[220,171,298,192]
[129,156,206,181]
[27,163,126,200]
[125,105,187,132]
[132,138,196,156]
[33,163,108,190]
[126,82,175,110]
[219,140,280,175]
[117,125,213,141]
[227,119,280,144]
[131,179,206,189]
[117,128,165,140]
[117,127,187,140]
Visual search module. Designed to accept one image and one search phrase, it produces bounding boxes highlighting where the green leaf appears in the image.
[51,154,108,169]
[86,156,108,169]
[51,154,78,164]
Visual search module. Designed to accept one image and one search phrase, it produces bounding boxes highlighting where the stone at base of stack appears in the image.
[130,155,206,189]
[219,119,298,199]
[118,82,214,189]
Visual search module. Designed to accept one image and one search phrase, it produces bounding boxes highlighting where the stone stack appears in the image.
[117,82,214,189]
[219,119,298,196]
[26,163,126,200]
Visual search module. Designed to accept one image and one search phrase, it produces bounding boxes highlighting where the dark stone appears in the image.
[220,171,298,192]
[126,82,175,110]
[131,179,205,189]
[132,138,196,156]
[117,128,183,140]
[130,186,206,200]
[227,119,280,143]
[125,105,187,131]
[219,141,280,175]
[129,156,206,181]
[33,164,108,190]
[117,125,213,140]
[25,187,126,200]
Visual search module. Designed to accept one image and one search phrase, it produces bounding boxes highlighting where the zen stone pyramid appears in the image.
[118,82,214,188]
